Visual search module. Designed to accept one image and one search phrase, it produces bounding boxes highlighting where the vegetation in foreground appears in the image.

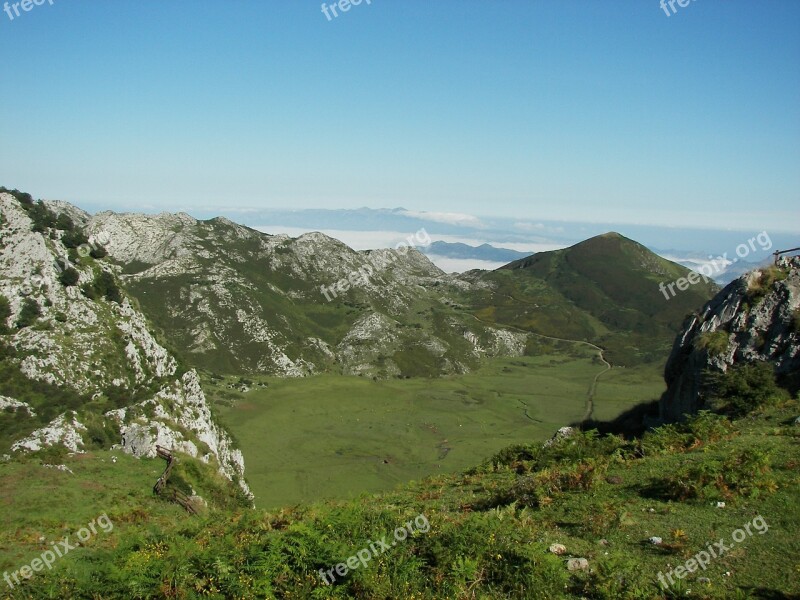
[1,366,798,599]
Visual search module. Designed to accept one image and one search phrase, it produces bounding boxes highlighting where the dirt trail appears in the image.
[469,302,611,423]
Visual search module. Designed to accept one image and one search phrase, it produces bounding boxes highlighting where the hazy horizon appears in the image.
[1,1,798,232]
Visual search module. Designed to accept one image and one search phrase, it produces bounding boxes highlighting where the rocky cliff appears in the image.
[0,191,252,500]
[660,256,800,421]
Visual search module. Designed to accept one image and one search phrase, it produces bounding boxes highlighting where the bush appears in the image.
[706,361,786,416]
[55,213,75,231]
[747,266,788,305]
[696,330,729,357]
[82,270,123,304]
[659,447,776,501]
[61,228,89,249]
[59,267,80,287]
[27,201,57,233]
[642,410,734,455]
[16,298,41,329]
[90,245,108,259]
[0,187,34,206]
[0,295,10,333]
[81,413,119,450]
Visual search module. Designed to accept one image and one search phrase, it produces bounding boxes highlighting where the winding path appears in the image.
[468,303,611,423]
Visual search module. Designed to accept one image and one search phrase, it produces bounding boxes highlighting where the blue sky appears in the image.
[0,0,798,231]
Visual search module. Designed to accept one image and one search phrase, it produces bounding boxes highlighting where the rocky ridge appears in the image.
[0,192,252,499]
[84,209,527,378]
[661,256,800,421]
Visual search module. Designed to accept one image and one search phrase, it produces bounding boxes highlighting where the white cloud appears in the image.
[398,210,484,227]
[254,226,567,256]
[512,221,565,234]
[513,221,545,231]
[425,256,508,274]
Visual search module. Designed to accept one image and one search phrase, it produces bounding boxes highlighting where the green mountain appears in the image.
[465,232,718,365]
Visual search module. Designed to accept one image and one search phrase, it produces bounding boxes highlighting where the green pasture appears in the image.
[208,353,665,508]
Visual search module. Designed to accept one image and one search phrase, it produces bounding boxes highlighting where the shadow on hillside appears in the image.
[741,589,800,600]
[569,400,661,438]
[779,370,800,398]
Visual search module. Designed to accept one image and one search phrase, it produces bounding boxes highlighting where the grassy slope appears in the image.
[0,450,183,575]
[2,400,797,599]
[470,233,718,366]
[207,354,665,509]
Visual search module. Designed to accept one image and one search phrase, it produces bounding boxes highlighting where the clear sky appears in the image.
[0,0,798,231]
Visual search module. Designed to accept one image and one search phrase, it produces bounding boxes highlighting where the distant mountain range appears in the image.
[421,241,531,263]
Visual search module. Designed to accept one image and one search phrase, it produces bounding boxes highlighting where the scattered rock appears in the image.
[543,427,576,448]
[648,537,663,545]
[0,396,36,416]
[42,464,74,475]
[566,558,589,571]
[716,501,726,508]
[189,495,208,510]
[106,370,253,501]
[549,544,567,555]
[598,539,610,546]
[12,412,87,453]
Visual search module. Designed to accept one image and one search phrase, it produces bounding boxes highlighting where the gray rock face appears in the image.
[0,193,177,395]
[106,370,253,500]
[0,193,251,499]
[660,257,800,421]
[83,209,527,378]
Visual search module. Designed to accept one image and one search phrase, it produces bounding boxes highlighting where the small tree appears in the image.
[61,229,89,249]
[16,298,41,329]
[0,295,10,333]
[55,213,75,231]
[707,362,785,416]
[59,267,80,287]
[82,271,122,304]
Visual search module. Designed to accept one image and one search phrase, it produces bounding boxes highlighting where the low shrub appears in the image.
[59,267,80,287]
[642,410,734,455]
[0,294,10,333]
[82,270,123,304]
[657,447,776,501]
[16,298,41,329]
[695,330,729,357]
[706,361,787,416]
